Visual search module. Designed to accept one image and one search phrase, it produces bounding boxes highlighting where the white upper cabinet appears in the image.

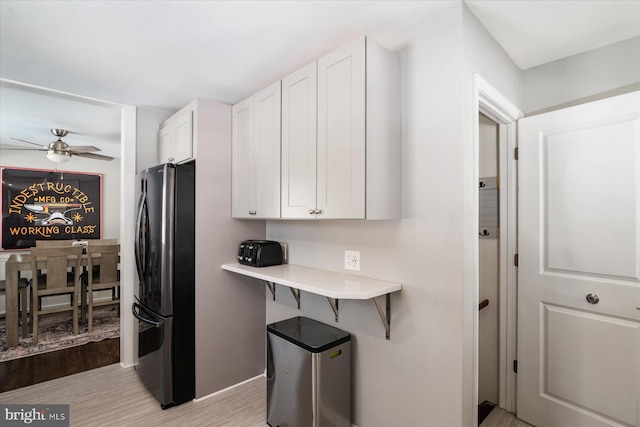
[282,37,400,220]
[232,81,281,218]
[232,36,399,220]
[158,108,193,164]
[281,62,318,218]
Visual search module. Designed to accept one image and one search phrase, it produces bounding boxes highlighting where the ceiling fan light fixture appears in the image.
[46,149,71,163]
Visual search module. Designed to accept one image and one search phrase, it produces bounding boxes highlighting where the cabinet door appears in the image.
[281,61,318,219]
[317,38,366,219]
[254,81,282,218]
[173,109,193,163]
[158,109,193,164]
[158,125,173,164]
[232,96,256,218]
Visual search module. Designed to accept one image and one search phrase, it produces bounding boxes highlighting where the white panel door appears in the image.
[281,61,318,219]
[517,91,640,427]
[254,81,281,218]
[317,37,366,219]
[231,96,255,218]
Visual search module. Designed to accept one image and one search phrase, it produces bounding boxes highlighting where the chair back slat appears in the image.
[36,239,117,248]
[86,239,118,246]
[35,240,74,248]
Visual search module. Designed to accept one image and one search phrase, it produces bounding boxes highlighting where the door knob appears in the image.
[586,293,599,304]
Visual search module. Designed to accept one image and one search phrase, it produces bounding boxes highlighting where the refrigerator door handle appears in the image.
[135,192,147,284]
[132,302,161,328]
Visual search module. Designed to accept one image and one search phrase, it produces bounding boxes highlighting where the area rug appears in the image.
[0,309,120,361]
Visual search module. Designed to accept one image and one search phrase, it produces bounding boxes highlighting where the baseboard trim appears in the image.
[194,373,265,403]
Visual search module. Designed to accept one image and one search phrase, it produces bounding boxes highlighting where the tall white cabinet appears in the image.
[232,82,281,219]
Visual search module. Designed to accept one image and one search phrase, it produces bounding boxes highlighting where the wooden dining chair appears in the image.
[0,276,30,331]
[80,239,118,324]
[29,246,83,343]
[34,240,78,308]
[85,244,120,333]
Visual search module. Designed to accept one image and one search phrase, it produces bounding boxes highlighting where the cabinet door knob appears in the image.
[315,209,323,215]
[586,293,599,304]
[309,209,315,215]
[249,210,257,215]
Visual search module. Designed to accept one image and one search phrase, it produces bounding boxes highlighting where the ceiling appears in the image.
[1,0,638,160]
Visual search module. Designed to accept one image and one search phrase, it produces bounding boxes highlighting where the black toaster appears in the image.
[237,240,283,267]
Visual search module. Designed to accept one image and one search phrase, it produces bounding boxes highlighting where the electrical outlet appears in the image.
[345,250,360,271]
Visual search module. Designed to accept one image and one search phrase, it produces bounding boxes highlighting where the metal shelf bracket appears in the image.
[289,287,301,309]
[326,297,339,322]
[372,293,391,340]
[265,281,302,310]
[263,280,392,339]
[266,281,276,301]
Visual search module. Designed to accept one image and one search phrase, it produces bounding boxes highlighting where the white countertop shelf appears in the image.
[221,263,401,299]
[221,263,402,339]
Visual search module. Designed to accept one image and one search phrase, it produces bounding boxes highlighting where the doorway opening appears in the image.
[472,74,523,426]
[478,112,500,424]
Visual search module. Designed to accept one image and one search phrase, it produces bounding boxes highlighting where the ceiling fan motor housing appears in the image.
[49,139,70,151]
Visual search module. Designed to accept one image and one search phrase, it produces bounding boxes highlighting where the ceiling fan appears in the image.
[2,129,114,162]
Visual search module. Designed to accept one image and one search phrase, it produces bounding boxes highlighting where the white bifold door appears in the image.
[517,91,640,427]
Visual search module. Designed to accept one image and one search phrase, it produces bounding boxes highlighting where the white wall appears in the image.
[461,7,524,425]
[523,36,640,114]
[190,99,267,398]
[135,106,172,173]
[264,5,525,426]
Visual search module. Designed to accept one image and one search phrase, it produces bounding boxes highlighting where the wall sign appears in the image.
[1,167,102,250]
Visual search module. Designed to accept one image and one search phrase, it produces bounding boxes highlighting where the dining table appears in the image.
[4,251,108,348]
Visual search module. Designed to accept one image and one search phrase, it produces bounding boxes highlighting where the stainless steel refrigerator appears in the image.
[133,161,195,409]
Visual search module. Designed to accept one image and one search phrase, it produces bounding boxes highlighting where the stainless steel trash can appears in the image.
[267,316,351,427]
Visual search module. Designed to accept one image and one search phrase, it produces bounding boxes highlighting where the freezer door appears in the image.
[133,302,174,408]
[136,164,175,316]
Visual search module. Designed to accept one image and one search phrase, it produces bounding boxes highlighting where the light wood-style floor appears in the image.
[480,407,533,427]
[0,363,267,427]
[0,363,533,427]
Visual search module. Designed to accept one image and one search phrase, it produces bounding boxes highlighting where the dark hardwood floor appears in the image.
[0,337,119,393]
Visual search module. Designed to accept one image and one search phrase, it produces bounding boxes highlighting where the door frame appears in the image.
[471,74,523,416]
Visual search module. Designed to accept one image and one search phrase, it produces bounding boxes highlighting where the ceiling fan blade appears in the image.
[10,137,48,148]
[0,146,44,151]
[68,145,101,153]
[74,152,114,161]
